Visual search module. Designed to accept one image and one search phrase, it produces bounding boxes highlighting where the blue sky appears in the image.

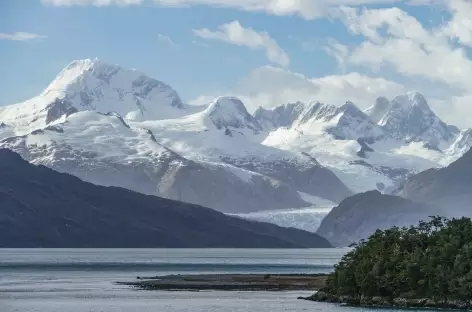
[1,0,472,127]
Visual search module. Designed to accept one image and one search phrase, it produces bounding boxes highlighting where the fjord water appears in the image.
[0,249,446,312]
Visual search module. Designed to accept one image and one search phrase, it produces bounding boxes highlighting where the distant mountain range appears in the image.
[0,58,470,239]
[0,148,332,248]
[317,148,472,246]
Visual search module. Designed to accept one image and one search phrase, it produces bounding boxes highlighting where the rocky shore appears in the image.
[302,291,472,310]
[120,274,328,291]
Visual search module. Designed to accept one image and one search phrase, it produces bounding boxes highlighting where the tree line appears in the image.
[323,216,472,301]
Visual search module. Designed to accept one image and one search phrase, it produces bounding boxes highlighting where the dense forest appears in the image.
[310,216,472,308]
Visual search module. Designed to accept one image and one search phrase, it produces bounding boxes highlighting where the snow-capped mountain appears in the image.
[255,101,383,140]
[257,91,471,193]
[254,102,305,130]
[0,59,470,231]
[0,59,354,214]
[366,91,459,147]
[0,59,199,134]
[204,96,262,133]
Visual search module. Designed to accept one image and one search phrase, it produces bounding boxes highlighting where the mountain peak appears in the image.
[340,101,363,115]
[253,102,307,130]
[389,91,429,112]
[44,58,113,93]
[38,58,186,121]
[325,101,383,140]
[0,59,190,130]
[365,96,391,123]
[367,91,459,146]
[205,96,262,132]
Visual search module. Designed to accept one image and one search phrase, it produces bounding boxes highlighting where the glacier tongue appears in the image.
[233,207,332,233]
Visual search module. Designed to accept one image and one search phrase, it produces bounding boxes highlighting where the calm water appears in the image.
[0,249,450,312]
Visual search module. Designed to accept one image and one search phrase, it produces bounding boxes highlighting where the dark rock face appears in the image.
[356,139,374,158]
[0,149,332,248]
[316,190,439,247]
[45,98,78,124]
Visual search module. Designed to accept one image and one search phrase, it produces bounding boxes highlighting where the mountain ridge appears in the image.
[0,148,332,248]
[318,147,472,247]
[1,59,470,230]
[316,190,440,247]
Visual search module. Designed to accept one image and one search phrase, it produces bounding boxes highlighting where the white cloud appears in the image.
[41,0,402,19]
[442,0,472,47]
[324,40,349,71]
[193,21,290,67]
[40,0,472,128]
[350,39,472,90]
[340,6,472,90]
[157,33,179,48]
[188,94,218,106]
[41,0,142,5]
[0,32,47,41]
[336,5,472,127]
[430,95,472,129]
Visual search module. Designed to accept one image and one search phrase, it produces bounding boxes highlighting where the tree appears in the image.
[321,217,472,302]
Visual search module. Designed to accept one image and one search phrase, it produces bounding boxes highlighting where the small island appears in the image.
[305,216,472,310]
[121,274,328,291]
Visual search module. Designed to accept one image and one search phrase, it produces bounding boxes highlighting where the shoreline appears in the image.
[303,291,472,310]
[119,273,329,291]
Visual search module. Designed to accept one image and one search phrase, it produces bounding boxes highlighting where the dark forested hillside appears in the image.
[0,149,332,248]
[310,217,472,309]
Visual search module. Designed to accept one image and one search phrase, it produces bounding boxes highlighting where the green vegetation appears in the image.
[311,217,472,308]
